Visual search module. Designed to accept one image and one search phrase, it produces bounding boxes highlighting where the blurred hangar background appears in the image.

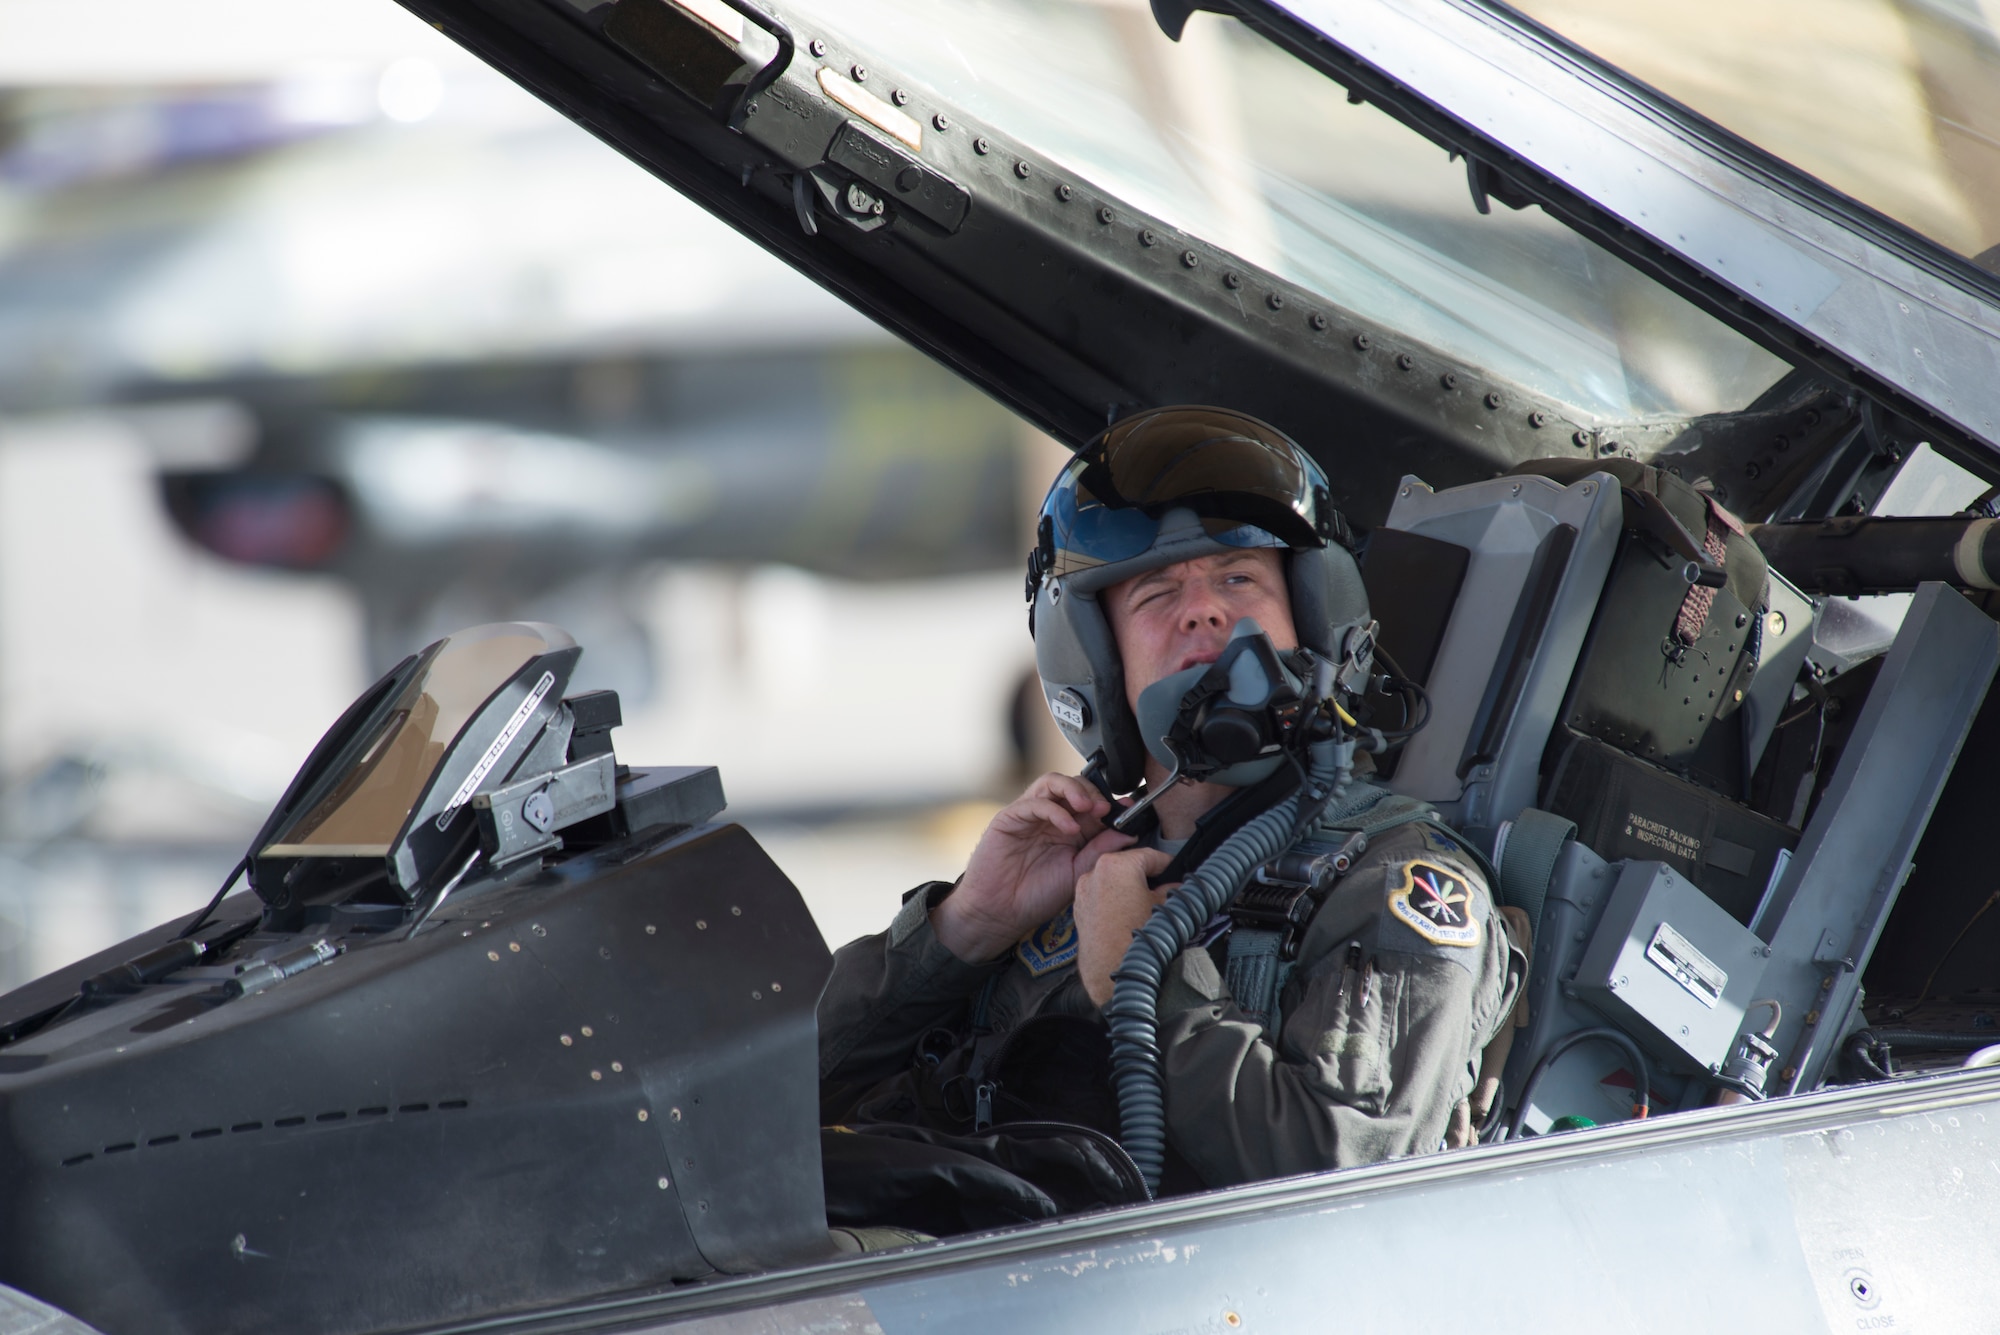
[0,0,1993,987]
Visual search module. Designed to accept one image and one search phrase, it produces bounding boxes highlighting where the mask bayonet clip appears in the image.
[1113,759,1186,833]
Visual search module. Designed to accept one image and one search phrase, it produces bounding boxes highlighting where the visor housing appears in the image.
[1041,407,1333,579]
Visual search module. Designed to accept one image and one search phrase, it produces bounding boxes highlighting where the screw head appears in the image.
[1745,461,1762,479]
[1096,205,1114,224]
[973,136,989,154]
[890,87,910,106]
[1310,312,1329,331]
[1014,160,1031,179]
[1353,332,1371,351]
[932,112,949,131]
[1485,391,1503,409]
[1181,249,1199,268]
[1573,429,1592,449]
[1223,271,1243,289]
[808,37,826,57]
[1529,410,1548,428]
[1396,352,1415,371]
[1056,182,1073,201]
[1440,371,1458,390]
[1139,228,1157,246]
[1266,291,1285,310]
[849,64,867,82]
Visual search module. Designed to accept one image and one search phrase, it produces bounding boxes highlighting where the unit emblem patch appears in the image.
[1388,860,1481,948]
[1016,905,1079,976]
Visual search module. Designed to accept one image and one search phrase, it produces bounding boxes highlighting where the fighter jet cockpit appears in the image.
[0,621,836,1331]
[3,447,1997,1333]
[5,0,2000,1330]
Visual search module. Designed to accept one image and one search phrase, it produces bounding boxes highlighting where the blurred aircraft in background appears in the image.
[0,6,1071,985]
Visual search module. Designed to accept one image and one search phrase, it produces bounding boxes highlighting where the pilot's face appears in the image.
[1103,549,1298,713]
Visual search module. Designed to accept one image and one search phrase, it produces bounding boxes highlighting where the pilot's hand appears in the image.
[932,773,1133,964]
[1075,847,1177,1008]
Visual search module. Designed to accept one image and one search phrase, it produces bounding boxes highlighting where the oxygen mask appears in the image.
[1116,619,1349,830]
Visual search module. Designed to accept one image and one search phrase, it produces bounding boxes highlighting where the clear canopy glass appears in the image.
[775,0,1792,423]
[1510,0,2000,264]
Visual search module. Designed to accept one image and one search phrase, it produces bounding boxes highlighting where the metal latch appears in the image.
[1227,832,1366,960]
[473,752,618,867]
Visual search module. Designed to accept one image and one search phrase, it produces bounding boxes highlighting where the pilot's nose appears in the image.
[1179,583,1229,633]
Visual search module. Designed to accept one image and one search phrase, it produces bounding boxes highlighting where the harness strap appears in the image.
[1496,808,1575,940]
[1223,929,1287,1033]
[1224,783,1455,1039]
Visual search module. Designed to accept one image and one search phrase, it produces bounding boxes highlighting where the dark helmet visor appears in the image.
[1041,407,1332,577]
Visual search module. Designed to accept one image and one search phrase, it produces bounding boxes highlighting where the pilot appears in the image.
[817,407,1525,1230]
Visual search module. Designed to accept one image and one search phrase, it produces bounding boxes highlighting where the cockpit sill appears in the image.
[400,1058,2000,1335]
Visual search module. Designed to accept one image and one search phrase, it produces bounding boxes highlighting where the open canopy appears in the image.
[397,0,2000,522]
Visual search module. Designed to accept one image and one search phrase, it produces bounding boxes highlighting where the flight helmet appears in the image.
[1026,406,1371,794]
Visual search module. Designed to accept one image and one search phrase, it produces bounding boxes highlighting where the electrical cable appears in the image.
[1359,644,1431,741]
[1915,888,2000,1006]
[1837,1027,1998,1082]
[1843,1030,1893,1081]
[1747,998,1783,1038]
[1373,677,1431,740]
[1504,1027,1652,1140]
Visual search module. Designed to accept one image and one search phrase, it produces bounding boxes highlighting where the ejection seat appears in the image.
[1360,461,1996,1131]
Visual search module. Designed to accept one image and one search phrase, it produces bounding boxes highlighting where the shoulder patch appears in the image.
[1387,860,1481,948]
[1016,905,1079,977]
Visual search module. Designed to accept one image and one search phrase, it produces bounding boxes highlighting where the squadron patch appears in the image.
[1016,905,1079,976]
[1387,860,1481,948]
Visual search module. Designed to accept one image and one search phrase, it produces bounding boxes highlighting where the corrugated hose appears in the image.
[1104,740,1349,1194]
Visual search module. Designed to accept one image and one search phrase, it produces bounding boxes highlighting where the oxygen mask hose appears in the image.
[1105,737,1351,1194]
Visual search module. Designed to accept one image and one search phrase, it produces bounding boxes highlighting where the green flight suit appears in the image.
[817,789,1525,1191]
